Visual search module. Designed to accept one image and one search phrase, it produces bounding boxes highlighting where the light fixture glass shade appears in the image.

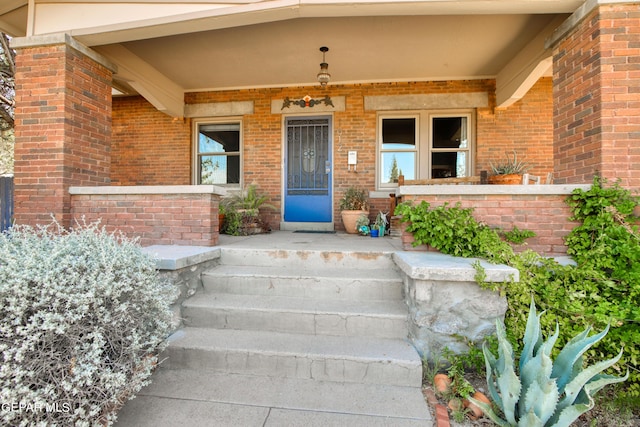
[317,63,330,86]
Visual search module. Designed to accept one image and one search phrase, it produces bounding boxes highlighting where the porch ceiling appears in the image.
[2,1,584,116]
[109,14,555,91]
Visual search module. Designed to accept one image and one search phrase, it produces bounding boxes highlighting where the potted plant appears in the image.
[339,187,369,234]
[487,150,528,184]
[371,211,388,237]
[222,184,275,235]
[355,213,371,236]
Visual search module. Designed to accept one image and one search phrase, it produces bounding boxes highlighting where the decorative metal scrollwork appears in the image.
[281,95,334,110]
[303,148,316,173]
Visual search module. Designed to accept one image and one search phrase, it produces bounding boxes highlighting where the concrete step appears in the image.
[182,293,409,339]
[219,247,397,269]
[115,369,432,426]
[202,264,403,301]
[163,327,422,387]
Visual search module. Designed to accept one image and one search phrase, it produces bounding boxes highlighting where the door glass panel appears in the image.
[286,118,329,196]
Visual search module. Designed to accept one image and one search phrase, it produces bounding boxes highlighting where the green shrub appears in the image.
[501,226,536,245]
[0,221,177,426]
[565,176,640,288]
[499,252,639,394]
[484,178,640,397]
[396,178,640,397]
[394,201,514,263]
[221,209,242,235]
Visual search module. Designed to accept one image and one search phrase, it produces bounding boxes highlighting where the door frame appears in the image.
[280,113,334,231]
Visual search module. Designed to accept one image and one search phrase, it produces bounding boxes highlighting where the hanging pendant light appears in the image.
[317,46,330,87]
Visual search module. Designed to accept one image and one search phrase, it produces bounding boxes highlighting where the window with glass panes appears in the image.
[430,115,471,179]
[195,122,241,185]
[377,111,473,188]
[379,116,418,187]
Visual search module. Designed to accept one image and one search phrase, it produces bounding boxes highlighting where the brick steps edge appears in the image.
[423,387,451,427]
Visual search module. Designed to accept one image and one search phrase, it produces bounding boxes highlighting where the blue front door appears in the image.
[284,116,332,222]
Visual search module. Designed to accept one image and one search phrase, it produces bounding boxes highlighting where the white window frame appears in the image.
[377,113,419,189]
[192,117,243,187]
[376,110,475,189]
[427,111,474,180]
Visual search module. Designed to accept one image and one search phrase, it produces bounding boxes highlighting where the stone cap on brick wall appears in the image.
[69,185,228,196]
[392,251,519,283]
[142,245,221,270]
[396,183,590,196]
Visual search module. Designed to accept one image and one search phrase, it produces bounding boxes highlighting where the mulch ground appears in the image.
[422,373,640,427]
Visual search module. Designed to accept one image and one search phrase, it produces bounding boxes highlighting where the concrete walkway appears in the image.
[116,370,431,426]
[115,231,433,426]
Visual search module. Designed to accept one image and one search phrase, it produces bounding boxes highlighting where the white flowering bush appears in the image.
[0,221,176,426]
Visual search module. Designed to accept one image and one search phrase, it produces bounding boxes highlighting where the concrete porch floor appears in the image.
[216,229,405,252]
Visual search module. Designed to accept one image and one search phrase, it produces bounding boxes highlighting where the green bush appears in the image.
[0,221,177,426]
[501,226,536,245]
[491,178,640,397]
[395,178,640,397]
[221,209,242,235]
[395,201,514,263]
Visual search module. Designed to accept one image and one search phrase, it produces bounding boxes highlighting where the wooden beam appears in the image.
[96,43,184,118]
[495,15,566,108]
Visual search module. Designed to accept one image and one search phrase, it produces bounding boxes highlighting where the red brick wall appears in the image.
[477,78,554,178]
[14,43,112,227]
[70,192,219,246]
[553,3,640,187]
[111,96,191,185]
[114,78,554,230]
[398,193,579,255]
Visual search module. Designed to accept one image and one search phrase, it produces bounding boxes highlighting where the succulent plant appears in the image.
[490,150,529,175]
[469,299,628,427]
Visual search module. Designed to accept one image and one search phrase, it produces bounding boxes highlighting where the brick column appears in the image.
[551,1,640,187]
[13,34,114,227]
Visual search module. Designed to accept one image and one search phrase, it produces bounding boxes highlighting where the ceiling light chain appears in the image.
[317,46,330,87]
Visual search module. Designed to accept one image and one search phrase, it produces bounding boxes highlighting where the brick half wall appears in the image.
[70,186,224,246]
[396,184,591,255]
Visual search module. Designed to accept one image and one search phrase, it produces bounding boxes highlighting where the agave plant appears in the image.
[490,150,529,175]
[469,299,628,427]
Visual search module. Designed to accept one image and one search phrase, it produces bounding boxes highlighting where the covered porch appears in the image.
[0,0,638,250]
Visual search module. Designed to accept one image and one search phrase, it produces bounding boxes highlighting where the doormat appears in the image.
[293,230,336,234]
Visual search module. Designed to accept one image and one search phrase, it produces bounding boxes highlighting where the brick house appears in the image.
[0,0,638,251]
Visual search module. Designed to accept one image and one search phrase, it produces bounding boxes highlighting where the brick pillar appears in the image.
[551,2,640,187]
[13,35,114,227]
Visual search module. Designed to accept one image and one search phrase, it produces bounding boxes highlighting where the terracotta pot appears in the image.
[341,210,369,234]
[433,373,452,394]
[487,173,522,185]
[448,398,463,412]
[464,391,491,420]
